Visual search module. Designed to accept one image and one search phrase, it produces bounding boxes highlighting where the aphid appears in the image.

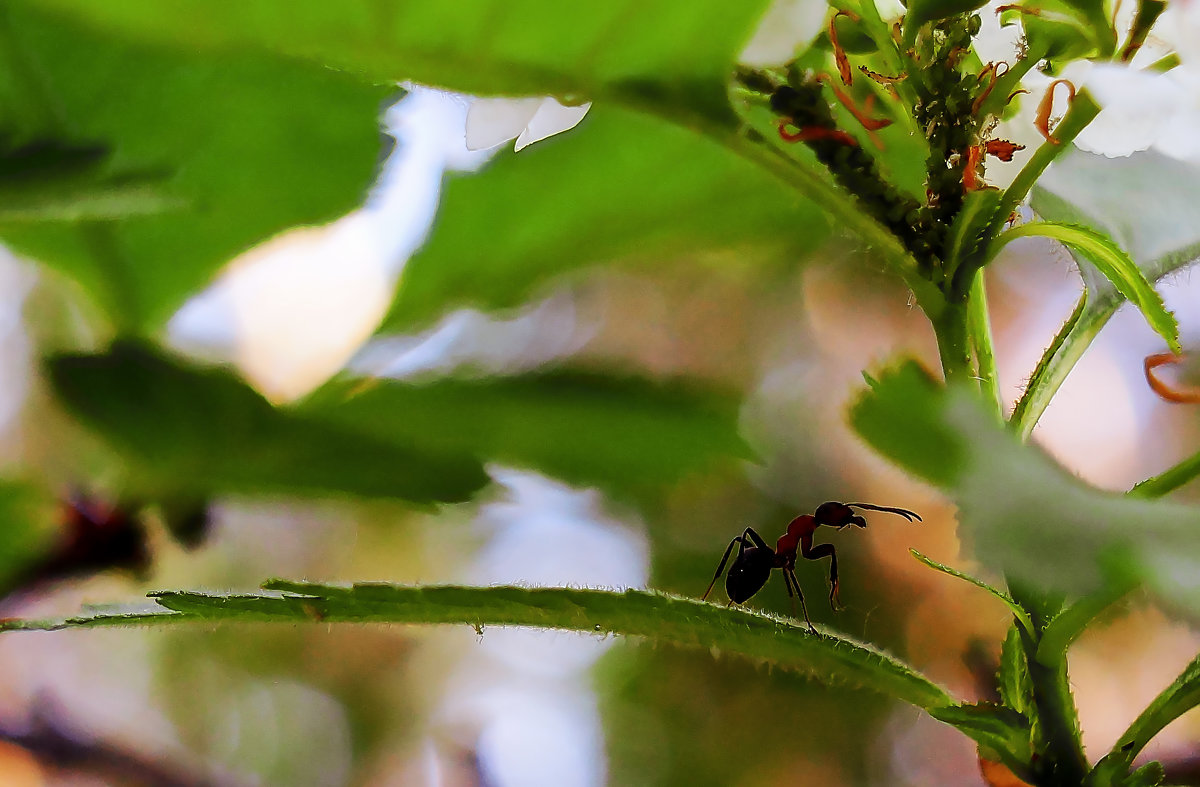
[702,502,921,631]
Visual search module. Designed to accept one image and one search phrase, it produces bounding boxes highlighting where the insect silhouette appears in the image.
[702,502,921,631]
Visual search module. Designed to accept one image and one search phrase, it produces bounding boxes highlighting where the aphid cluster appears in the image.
[736,10,1028,273]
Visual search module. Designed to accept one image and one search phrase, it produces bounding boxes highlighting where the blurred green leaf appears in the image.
[303,367,753,500]
[24,0,771,124]
[0,5,389,330]
[0,139,181,222]
[47,342,489,503]
[851,364,965,487]
[1,581,955,710]
[993,221,1178,352]
[850,362,1200,608]
[383,105,827,330]
[0,479,57,595]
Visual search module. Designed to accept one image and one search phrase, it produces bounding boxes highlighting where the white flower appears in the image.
[465,97,591,152]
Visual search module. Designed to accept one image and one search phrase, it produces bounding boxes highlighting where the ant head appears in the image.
[814,501,857,528]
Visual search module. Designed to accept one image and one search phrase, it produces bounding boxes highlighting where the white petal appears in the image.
[975,0,1025,64]
[1075,64,1181,157]
[739,0,828,67]
[465,97,543,151]
[513,99,591,151]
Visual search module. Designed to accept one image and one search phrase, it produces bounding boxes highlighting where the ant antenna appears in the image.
[845,503,922,522]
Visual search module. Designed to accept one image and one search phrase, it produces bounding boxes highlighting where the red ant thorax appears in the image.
[777,514,817,554]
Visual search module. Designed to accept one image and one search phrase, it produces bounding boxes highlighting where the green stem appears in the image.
[1130,450,1200,497]
[991,91,1102,238]
[932,300,973,384]
[1006,581,1089,787]
[977,40,1050,120]
[967,270,1002,419]
[1027,648,1090,785]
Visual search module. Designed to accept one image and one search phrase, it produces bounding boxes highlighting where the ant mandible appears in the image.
[702,502,921,632]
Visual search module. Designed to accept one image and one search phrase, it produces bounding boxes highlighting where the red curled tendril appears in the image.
[1036,79,1076,144]
[1145,353,1200,403]
[778,120,859,147]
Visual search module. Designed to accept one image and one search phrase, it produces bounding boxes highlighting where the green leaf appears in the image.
[0,582,954,710]
[945,188,1002,282]
[383,105,828,331]
[999,0,1114,65]
[0,5,389,330]
[849,362,1200,609]
[992,221,1179,352]
[1015,149,1200,436]
[302,367,752,501]
[903,0,989,45]
[22,0,927,295]
[1033,149,1200,301]
[910,549,1033,634]
[929,702,1032,774]
[1092,653,1200,785]
[24,0,772,123]
[999,625,1036,721]
[47,342,489,504]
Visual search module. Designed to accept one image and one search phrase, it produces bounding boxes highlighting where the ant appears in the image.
[702,502,921,631]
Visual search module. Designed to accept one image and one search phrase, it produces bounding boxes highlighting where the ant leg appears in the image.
[742,526,771,551]
[779,563,797,618]
[703,536,745,601]
[785,568,816,632]
[801,542,841,611]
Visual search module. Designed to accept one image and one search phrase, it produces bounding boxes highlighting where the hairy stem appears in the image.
[1130,449,1200,497]
[992,91,1102,238]
[932,300,973,384]
[1006,581,1089,787]
[1011,296,1110,440]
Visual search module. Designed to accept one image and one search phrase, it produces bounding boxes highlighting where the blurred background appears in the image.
[0,76,1199,787]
